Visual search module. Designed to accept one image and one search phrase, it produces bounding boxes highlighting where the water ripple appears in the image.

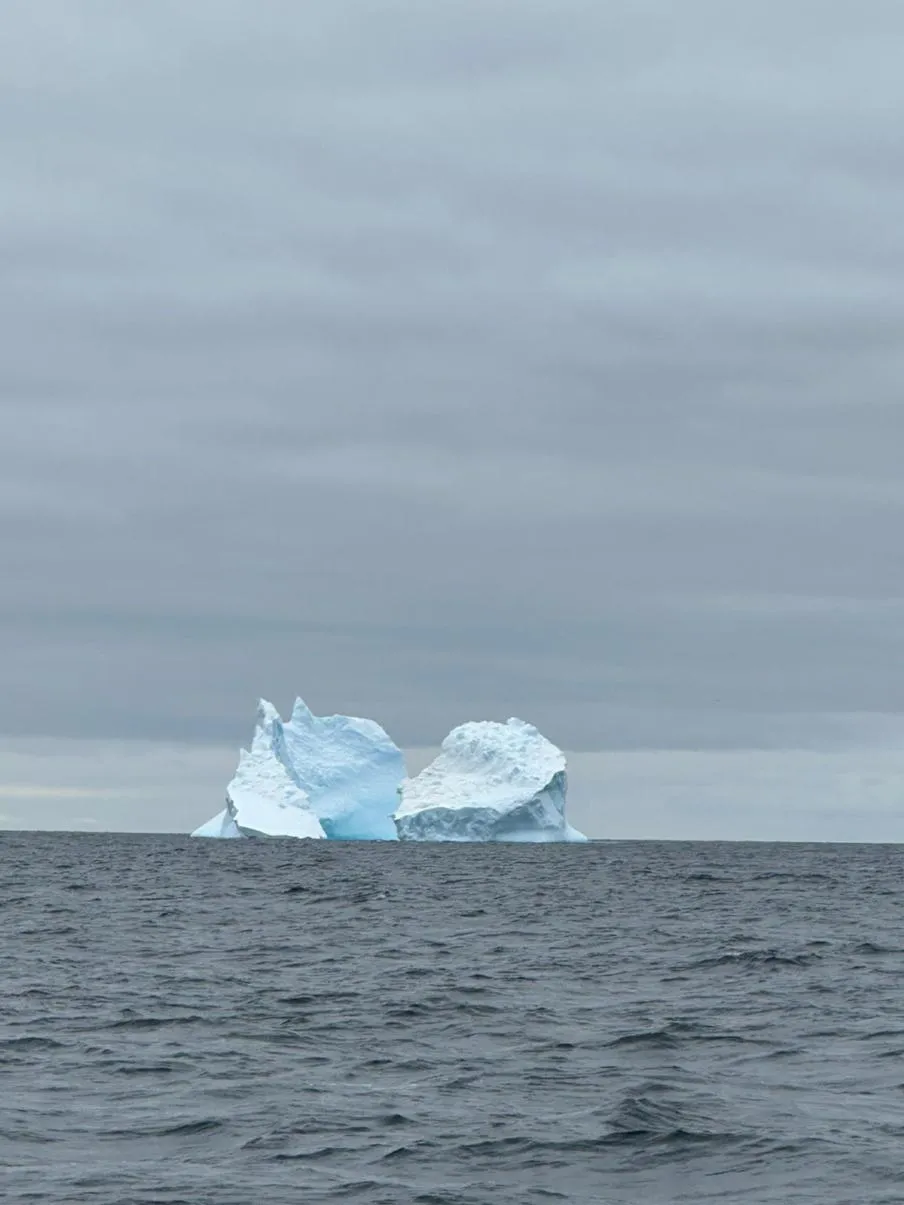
[3,833,904,1203]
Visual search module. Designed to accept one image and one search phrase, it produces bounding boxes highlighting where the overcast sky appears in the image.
[3,2,904,836]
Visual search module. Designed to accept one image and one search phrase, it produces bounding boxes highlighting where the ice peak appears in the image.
[254,698,282,737]
[290,697,315,726]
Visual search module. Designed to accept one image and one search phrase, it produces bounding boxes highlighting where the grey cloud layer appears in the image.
[2,1,903,753]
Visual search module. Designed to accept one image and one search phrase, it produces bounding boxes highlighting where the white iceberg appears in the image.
[393,718,588,842]
[191,698,404,840]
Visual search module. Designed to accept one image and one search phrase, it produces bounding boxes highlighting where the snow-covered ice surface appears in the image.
[191,698,404,840]
[393,718,588,842]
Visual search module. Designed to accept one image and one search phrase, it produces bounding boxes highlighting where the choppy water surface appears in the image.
[3,834,904,1204]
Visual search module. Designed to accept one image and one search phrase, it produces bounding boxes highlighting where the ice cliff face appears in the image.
[393,718,588,842]
[189,809,242,839]
[276,698,403,840]
[191,698,404,840]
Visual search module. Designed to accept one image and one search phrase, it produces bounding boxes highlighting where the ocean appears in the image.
[3,833,904,1204]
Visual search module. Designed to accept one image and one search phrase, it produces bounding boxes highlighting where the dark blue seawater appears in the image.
[3,834,904,1204]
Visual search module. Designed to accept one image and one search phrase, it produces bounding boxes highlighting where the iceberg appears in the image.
[191,698,404,840]
[393,718,588,842]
